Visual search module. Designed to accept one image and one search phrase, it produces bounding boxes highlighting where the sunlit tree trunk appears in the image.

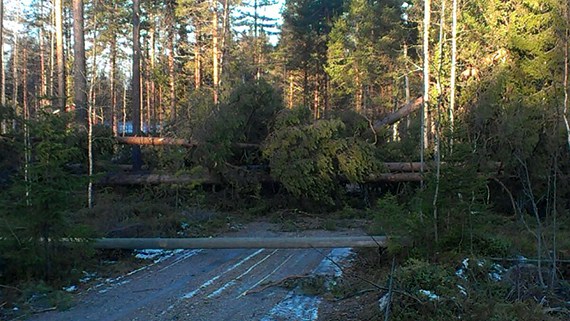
[38,0,47,109]
[220,0,229,83]
[449,0,458,153]
[168,22,176,119]
[55,0,65,110]
[72,0,90,206]
[132,0,143,171]
[421,0,431,172]
[194,22,202,90]
[212,0,219,104]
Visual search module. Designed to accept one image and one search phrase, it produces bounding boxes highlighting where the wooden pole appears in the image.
[93,236,387,249]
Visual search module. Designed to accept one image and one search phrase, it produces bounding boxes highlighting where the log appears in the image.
[116,136,195,147]
[373,96,423,130]
[367,173,423,182]
[115,136,259,149]
[99,172,424,186]
[98,173,221,185]
[93,236,387,249]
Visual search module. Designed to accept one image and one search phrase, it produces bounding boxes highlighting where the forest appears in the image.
[0,0,569,319]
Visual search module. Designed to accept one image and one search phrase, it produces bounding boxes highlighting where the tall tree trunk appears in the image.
[289,72,294,109]
[0,0,5,134]
[194,22,202,90]
[168,24,176,120]
[564,0,570,151]
[23,46,30,205]
[220,0,229,84]
[132,0,143,171]
[55,0,65,111]
[404,42,411,132]
[110,33,118,136]
[38,0,47,109]
[49,6,55,98]
[449,0,458,152]
[421,0,431,174]
[212,0,219,104]
[88,8,98,126]
[13,4,19,110]
[73,0,87,126]
[122,83,127,136]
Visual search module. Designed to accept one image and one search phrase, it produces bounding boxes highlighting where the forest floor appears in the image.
[23,220,374,321]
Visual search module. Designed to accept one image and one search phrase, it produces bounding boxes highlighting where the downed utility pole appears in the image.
[94,236,387,249]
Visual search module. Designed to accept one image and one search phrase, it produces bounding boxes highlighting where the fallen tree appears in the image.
[373,96,423,130]
[98,172,423,186]
[115,136,259,149]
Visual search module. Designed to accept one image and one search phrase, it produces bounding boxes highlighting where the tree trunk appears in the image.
[404,42,411,133]
[421,0,431,175]
[38,0,47,109]
[12,4,19,110]
[132,0,143,171]
[72,0,87,126]
[55,0,65,111]
[220,0,229,84]
[564,0,570,152]
[110,32,118,136]
[168,12,176,119]
[194,22,202,90]
[212,0,219,104]
[449,0,458,151]
[0,0,5,134]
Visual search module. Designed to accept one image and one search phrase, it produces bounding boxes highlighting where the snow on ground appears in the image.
[260,248,354,321]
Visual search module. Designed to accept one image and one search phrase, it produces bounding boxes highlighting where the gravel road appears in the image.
[27,222,363,321]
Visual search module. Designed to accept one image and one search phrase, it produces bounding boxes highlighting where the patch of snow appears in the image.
[419,289,440,301]
[457,284,467,296]
[488,263,506,282]
[260,292,321,321]
[63,285,77,292]
[313,248,353,277]
[378,293,390,311]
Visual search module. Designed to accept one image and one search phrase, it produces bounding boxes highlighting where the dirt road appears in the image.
[28,222,364,321]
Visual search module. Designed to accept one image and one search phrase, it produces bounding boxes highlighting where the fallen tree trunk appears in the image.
[99,172,424,186]
[115,136,259,149]
[93,236,387,249]
[98,173,221,185]
[367,173,423,182]
[116,136,195,147]
[373,96,423,130]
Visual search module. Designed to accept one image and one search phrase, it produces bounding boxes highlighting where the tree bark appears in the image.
[132,0,143,171]
[421,0,431,177]
[38,0,47,109]
[72,0,88,126]
[212,0,219,104]
[194,22,202,90]
[55,0,65,111]
[449,0,458,151]
[110,32,118,136]
[168,5,176,119]
[0,0,5,133]
[373,97,423,130]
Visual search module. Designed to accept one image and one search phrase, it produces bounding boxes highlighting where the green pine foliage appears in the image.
[0,113,93,283]
[263,108,379,204]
